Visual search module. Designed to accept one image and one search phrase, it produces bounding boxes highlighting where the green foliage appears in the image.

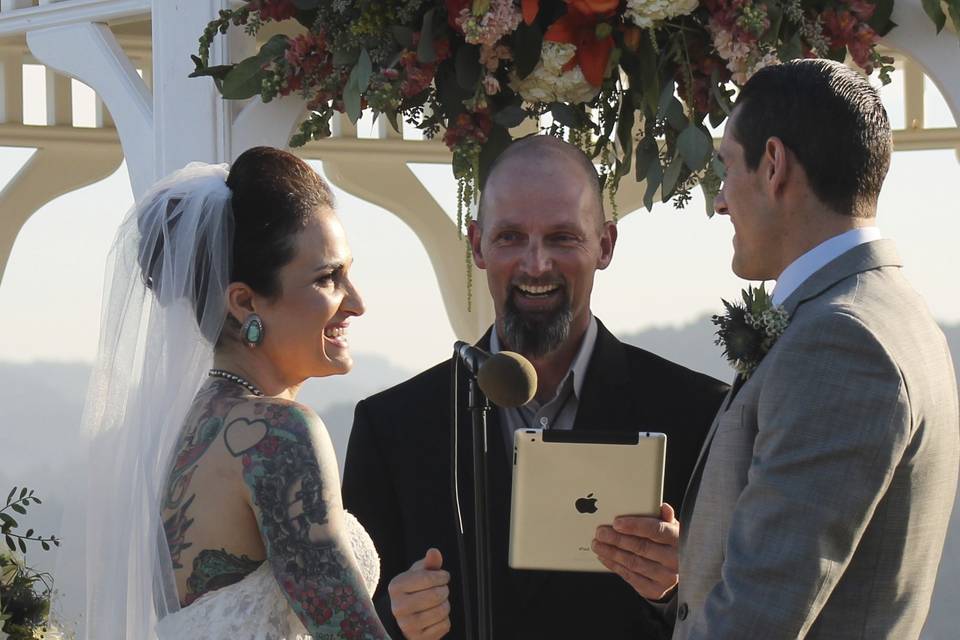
[1,488,59,640]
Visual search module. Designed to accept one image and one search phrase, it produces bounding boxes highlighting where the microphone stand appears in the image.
[467,373,493,640]
[451,348,494,640]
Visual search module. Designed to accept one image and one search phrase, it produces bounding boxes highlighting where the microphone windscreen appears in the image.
[476,351,537,408]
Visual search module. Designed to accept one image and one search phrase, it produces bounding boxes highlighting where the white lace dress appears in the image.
[155,512,380,640]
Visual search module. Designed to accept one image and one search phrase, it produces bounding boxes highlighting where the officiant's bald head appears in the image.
[477,136,605,232]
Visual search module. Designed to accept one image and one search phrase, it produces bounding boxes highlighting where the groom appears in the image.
[598,59,960,638]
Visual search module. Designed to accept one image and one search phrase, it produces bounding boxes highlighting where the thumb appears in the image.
[660,502,677,523]
[423,547,443,571]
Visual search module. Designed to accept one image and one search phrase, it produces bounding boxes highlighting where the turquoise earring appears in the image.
[240,314,264,348]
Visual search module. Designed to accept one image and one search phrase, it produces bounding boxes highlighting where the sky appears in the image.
[0,70,957,374]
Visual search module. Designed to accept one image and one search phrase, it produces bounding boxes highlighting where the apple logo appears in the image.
[575,493,598,514]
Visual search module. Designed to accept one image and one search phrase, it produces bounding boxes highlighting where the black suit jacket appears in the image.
[343,320,728,639]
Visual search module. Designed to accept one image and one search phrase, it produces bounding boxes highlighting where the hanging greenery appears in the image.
[193,0,958,228]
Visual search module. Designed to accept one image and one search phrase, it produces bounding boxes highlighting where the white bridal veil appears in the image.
[68,162,234,638]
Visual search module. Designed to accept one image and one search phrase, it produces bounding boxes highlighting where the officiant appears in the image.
[342,136,727,639]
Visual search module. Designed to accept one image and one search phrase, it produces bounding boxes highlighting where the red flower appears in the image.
[567,0,619,16]
[544,10,614,86]
[445,0,471,30]
[251,0,297,23]
[522,0,540,24]
[442,110,493,149]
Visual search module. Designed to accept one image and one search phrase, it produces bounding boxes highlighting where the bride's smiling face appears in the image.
[255,208,365,381]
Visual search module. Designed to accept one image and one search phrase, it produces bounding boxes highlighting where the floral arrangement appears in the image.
[1,488,61,640]
[713,283,789,377]
[192,1,954,229]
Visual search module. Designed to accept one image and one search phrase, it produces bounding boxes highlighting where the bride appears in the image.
[79,146,390,639]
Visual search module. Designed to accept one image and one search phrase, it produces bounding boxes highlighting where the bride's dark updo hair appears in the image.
[138,147,336,344]
[228,146,335,297]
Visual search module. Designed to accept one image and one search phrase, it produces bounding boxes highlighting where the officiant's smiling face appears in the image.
[469,139,616,358]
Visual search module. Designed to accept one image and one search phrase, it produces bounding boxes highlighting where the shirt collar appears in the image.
[772,227,882,306]
[490,314,598,401]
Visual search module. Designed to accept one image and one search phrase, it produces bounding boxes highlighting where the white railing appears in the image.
[0,0,149,38]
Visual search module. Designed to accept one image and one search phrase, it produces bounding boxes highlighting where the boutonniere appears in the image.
[712,283,789,377]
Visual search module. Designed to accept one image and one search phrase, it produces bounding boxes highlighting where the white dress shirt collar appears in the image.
[772,227,882,306]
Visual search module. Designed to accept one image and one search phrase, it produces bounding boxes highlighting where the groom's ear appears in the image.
[763,136,790,198]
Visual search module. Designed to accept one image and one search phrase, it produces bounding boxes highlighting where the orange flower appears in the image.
[522,0,539,24]
[567,0,619,16]
[544,10,614,86]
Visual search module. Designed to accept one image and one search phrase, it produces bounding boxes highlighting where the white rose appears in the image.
[625,0,699,28]
[509,42,600,105]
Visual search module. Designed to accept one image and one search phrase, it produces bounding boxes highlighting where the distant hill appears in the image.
[0,320,957,636]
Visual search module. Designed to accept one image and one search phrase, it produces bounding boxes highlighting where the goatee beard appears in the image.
[502,291,572,358]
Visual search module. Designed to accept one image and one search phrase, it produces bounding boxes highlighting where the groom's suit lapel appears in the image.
[679,239,902,528]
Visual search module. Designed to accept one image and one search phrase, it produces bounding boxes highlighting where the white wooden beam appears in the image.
[27,21,153,194]
[0,0,149,38]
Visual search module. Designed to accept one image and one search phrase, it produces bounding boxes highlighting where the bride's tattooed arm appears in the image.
[226,401,388,640]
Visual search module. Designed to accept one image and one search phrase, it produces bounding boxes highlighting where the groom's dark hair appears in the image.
[732,59,892,217]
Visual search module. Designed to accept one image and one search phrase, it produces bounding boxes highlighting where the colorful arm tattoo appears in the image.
[226,402,388,640]
[163,381,237,569]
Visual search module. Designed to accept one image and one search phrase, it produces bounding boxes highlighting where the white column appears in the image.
[151,0,254,176]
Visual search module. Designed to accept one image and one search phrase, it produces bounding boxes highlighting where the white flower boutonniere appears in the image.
[712,283,789,377]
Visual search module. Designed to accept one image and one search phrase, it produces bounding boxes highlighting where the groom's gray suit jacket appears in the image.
[673,240,959,639]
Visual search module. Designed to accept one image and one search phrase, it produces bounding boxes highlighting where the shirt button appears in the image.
[539,416,549,427]
[678,602,689,621]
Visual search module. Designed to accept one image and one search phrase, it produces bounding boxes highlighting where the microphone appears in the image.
[454,341,537,408]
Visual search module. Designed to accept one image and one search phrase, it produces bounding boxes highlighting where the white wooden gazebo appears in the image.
[0,0,957,342]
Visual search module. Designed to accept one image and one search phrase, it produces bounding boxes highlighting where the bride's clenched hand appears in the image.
[388,548,451,640]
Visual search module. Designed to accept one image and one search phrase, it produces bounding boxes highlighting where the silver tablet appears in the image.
[508,429,666,572]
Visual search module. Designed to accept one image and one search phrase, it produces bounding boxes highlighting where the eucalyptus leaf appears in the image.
[702,181,717,218]
[643,161,662,212]
[11,504,25,515]
[220,55,266,100]
[6,487,15,504]
[356,49,373,92]
[666,98,687,131]
[550,102,580,128]
[868,0,896,34]
[479,125,513,189]
[661,154,684,201]
[418,8,437,63]
[344,75,362,124]
[25,529,33,538]
[678,124,714,172]
[616,96,635,175]
[188,63,234,80]
[0,513,16,529]
[455,44,482,91]
[511,22,543,79]
[635,138,658,182]
[656,80,676,120]
[712,154,726,180]
[779,32,803,62]
[637,35,660,115]
[392,25,415,49]
[19,488,27,499]
[41,541,49,551]
[260,35,290,61]
[5,535,13,552]
[946,0,960,36]
[922,0,946,32]
[493,104,527,128]
[18,538,25,554]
